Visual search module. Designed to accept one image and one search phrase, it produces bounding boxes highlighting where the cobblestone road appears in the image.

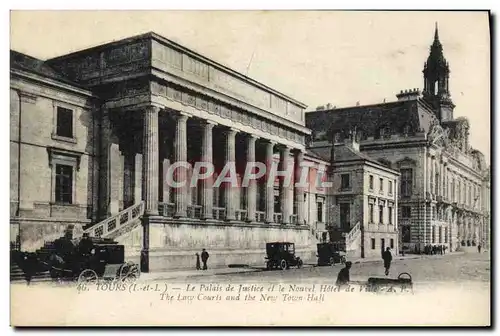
[187,251,491,286]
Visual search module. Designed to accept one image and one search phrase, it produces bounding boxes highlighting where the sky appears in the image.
[9,10,491,162]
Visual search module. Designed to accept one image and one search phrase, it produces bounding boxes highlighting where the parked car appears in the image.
[265,242,303,270]
[316,242,346,266]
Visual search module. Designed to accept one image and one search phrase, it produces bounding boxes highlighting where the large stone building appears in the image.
[10,32,336,271]
[306,26,491,253]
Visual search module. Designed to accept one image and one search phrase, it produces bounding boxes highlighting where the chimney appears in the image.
[396,88,421,101]
[326,103,332,109]
[316,105,325,111]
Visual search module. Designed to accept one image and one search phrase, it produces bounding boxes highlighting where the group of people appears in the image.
[195,249,210,270]
[423,244,447,255]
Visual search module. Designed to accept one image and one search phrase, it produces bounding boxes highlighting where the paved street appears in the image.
[184,251,490,287]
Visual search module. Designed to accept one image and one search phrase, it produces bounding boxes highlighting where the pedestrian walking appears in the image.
[382,247,393,276]
[336,261,352,287]
[195,253,201,270]
[201,248,209,270]
[478,244,482,253]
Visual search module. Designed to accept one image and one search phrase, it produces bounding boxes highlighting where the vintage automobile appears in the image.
[22,233,140,284]
[316,242,346,266]
[265,242,303,270]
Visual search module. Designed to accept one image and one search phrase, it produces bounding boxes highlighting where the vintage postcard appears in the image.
[9,10,491,326]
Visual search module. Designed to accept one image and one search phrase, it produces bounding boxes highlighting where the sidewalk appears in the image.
[351,251,465,265]
[138,252,466,281]
[139,266,264,282]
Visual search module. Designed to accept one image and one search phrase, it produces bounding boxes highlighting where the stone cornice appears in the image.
[151,70,311,135]
[10,68,95,99]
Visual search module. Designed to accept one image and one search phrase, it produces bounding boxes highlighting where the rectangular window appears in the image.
[56,106,73,138]
[439,226,443,243]
[431,226,436,244]
[390,238,394,249]
[369,204,374,223]
[340,203,350,230]
[369,175,374,190]
[371,238,376,250]
[402,206,411,218]
[317,202,323,222]
[400,168,413,196]
[341,174,350,189]
[445,227,448,243]
[379,178,384,193]
[379,205,384,224]
[55,164,73,204]
[389,180,393,195]
[388,206,393,224]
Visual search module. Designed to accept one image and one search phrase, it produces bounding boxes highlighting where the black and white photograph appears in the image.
[8,9,491,326]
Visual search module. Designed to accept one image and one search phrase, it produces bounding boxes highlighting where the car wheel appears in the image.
[280,259,288,270]
[266,261,272,270]
[297,259,303,269]
[329,257,335,266]
[341,256,346,264]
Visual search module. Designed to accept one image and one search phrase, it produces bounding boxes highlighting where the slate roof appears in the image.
[305,98,438,141]
[10,50,84,88]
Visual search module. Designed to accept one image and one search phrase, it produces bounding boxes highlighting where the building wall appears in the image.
[10,78,96,250]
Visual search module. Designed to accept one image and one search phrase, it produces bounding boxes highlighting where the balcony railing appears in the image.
[236,209,248,222]
[256,211,265,223]
[187,205,202,219]
[212,207,226,220]
[159,202,175,217]
[274,213,283,224]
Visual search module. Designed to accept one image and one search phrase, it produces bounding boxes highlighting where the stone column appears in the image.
[173,113,189,218]
[142,106,160,216]
[426,153,431,196]
[224,128,237,221]
[279,146,292,224]
[99,109,111,220]
[201,121,215,219]
[246,135,258,222]
[294,150,305,225]
[265,140,275,223]
[140,105,160,273]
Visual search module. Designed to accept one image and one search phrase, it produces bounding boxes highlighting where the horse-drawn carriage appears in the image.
[15,233,140,284]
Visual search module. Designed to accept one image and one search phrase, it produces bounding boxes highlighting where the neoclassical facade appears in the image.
[306,26,491,252]
[10,32,333,271]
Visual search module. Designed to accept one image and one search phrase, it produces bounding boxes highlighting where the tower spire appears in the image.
[422,23,455,121]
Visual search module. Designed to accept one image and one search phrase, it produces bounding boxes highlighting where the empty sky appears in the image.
[10,10,490,162]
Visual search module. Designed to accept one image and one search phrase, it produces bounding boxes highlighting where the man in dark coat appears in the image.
[478,244,482,253]
[201,249,209,270]
[336,261,352,287]
[382,247,393,276]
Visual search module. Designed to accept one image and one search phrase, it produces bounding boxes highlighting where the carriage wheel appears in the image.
[297,259,303,269]
[78,269,98,284]
[119,263,140,282]
[280,259,288,270]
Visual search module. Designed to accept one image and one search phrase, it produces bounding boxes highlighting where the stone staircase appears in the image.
[345,221,361,259]
[84,202,145,239]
